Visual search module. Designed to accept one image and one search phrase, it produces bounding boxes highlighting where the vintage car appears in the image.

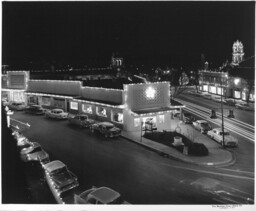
[211,96,222,103]
[68,114,95,128]
[43,160,79,194]
[24,149,50,164]
[90,122,121,138]
[207,128,238,147]
[12,130,32,149]
[45,109,69,119]
[74,186,129,204]
[24,105,45,115]
[192,120,212,134]
[235,102,254,111]
[223,98,236,106]
[8,102,26,111]
[202,94,212,99]
[183,112,195,124]
[20,142,50,163]
[191,177,253,204]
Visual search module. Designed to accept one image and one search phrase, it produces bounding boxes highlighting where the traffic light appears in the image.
[227,109,235,118]
[210,109,217,119]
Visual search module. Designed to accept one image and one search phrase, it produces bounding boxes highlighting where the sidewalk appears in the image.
[121,118,235,167]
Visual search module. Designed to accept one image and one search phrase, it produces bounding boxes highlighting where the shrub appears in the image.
[188,143,209,156]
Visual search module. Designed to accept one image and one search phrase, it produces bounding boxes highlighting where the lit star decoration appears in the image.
[146,87,156,99]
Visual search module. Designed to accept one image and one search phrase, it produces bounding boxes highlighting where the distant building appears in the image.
[198,41,254,102]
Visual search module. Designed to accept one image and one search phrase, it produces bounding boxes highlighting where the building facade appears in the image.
[2,72,184,132]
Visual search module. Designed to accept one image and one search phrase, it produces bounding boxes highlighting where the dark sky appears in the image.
[2,1,255,68]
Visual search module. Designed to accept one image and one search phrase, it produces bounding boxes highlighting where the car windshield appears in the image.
[56,111,62,114]
[220,132,230,136]
[201,123,210,127]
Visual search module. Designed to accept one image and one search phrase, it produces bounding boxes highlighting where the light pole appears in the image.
[220,77,225,147]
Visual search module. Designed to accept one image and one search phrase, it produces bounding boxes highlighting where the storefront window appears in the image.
[134,118,140,127]
[70,101,78,110]
[242,92,246,101]
[42,97,51,106]
[82,104,92,114]
[234,91,241,99]
[111,111,123,123]
[159,115,165,123]
[28,96,38,104]
[209,86,216,94]
[13,92,24,102]
[217,87,223,95]
[96,106,107,117]
[203,85,208,92]
[250,94,255,101]
[54,98,65,109]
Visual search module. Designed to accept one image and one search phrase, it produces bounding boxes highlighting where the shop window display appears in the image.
[112,111,123,123]
[96,107,107,117]
[82,104,93,114]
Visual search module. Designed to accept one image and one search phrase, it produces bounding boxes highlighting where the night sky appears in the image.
[2,1,255,68]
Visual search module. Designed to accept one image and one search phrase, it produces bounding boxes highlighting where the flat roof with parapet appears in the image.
[132,105,185,116]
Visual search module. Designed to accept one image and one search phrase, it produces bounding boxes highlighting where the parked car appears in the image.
[12,130,32,149]
[43,160,79,194]
[183,112,195,124]
[8,101,26,111]
[223,98,236,106]
[212,96,222,103]
[202,94,212,99]
[74,186,129,204]
[19,141,50,163]
[207,128,238,147]
[68,114,95,128]
[90,122,121,138]
[25,105,45,115]
[235,102,254,111]
[23,148,50,164]
[45,109,68,119]
[191,177,253,204]
[192,120,212,134]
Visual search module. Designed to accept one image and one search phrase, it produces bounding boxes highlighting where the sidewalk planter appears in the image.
[144,131,209,156]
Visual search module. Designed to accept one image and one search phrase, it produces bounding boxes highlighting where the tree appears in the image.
[225,56,255,103]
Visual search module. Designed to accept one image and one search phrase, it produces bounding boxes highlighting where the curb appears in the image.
[121,135,236,167]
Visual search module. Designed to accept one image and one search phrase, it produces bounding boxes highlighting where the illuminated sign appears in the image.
[145,87,156,99]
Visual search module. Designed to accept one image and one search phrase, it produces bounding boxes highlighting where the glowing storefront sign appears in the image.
[145,87,156,99]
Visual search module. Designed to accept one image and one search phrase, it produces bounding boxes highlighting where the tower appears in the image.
[231,40,244,66]
[111,53,124,78]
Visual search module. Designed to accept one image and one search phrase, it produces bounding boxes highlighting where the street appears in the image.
[11,111,254,204]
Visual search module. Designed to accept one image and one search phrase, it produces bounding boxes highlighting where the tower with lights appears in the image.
[231,40,244,66]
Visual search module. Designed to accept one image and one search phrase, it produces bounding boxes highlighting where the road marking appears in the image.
[157,162,255,181]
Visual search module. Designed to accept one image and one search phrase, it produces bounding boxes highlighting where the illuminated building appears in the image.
[231,40,244,66]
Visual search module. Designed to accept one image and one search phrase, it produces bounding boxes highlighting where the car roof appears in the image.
[197,120,208,123]
[98,122,114,126]
[89,187,120,204]
[44,160,66,173]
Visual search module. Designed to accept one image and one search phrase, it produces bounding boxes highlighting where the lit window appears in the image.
[82,104,92,114]
[70,102,78,110]
[96,106,107,117]
[112,111,123,123]
[159,115,165,123]
[134,118,140,127]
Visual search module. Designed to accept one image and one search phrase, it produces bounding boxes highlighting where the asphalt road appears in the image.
[177,92,255,126]
[9,112,254,204]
